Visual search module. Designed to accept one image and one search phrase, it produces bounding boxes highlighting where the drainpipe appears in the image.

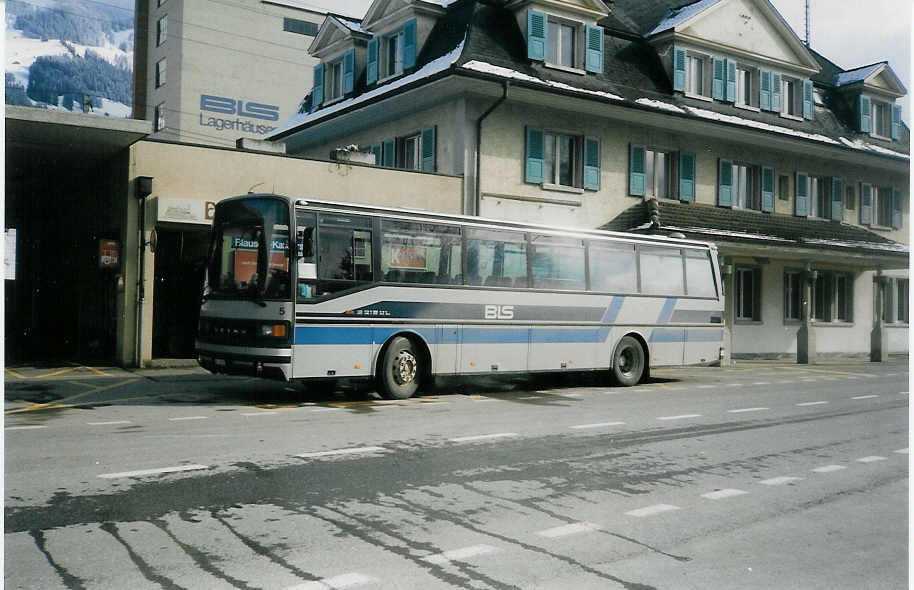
[474,81,509,216]
[135,176,154,367]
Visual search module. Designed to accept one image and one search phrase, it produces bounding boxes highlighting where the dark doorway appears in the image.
[152,227,210,358]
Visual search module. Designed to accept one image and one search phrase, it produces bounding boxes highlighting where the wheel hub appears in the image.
[392,350,417,385]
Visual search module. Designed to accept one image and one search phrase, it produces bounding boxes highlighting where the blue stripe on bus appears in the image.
[295,326,614,346]
[649,328,724,343]
[658,297,678,323]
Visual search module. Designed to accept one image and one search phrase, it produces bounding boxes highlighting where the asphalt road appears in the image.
[4,360,910,589]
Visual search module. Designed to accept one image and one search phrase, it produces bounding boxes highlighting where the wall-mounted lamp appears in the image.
[136,176,153,199]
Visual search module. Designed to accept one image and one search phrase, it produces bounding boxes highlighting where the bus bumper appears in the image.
[196,343,292,381]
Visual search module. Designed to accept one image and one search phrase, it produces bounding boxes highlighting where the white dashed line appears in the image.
[625,504,680,517]
[423,544,500,565]
[297,446,386,459]
[851,395,879,400]
[169,416,208,421]
[812,465,847,473]
[701,488,748,500]
[800,378,818,382]
[759,476,803,486]
[796,401,828,407]
[285,572,377,590]
[727,407,769,414]
[518,396,541,399]
[87,420,132,426]
[894,448,909,454]
[775,380,795,385]
[752,381,771,386]
[311,407,343,412]
[657,414,702,421]
[570,421,626,429]
[856,456,887,463]
[536,522,601,538]
[241,411,278,417]
[5,425,47,431]
[695,385,716,389]
[723,383,743,387]
[449,433,518,443]
[98,464,209,479]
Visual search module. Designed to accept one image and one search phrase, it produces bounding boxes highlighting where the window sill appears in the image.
[780,112,803,122]
[322,96,346,107]
[870,132,891,141]
[735,103,760,113]
[684,92,713,102]
[544,62,586,75]
[542,183,585,195]
[868,224,896,232]
[886,322,909,327]
[378,72,403,84]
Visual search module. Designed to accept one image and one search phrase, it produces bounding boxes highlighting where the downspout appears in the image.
[474,80,509,216]
[136,194,147,367]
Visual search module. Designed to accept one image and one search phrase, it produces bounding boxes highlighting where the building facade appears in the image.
[266,0,910,360]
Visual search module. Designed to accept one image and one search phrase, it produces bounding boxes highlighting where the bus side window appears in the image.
[296,211,317,300]
[639,246,685,296]
[465,228,526,288]
[316,214,373,295]
[685,249,717,297]
[589,242,637,293]
[381,220,461,285]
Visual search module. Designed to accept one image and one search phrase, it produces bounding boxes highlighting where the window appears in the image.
[156,15,167,46]
[547,19,577,68]
[383,30,404,78]
[845,185,856,210]
[316,214,372,294]
[640,247,685,296]
[154,102,165,132]
[685,249,717,297]
[157,0,166,6]
[812,271,853,322]
[809,176,830,219]
[735,65,757,108]
[325,59,343,102]
[643,149,671,198]
[400,133,421,171]
[544,132,579,187]
[381,220,461,285]
[732,163,759,210]
[466,229,528,288]
[872,100,891,137]
[284,18,319,36]
[896,279,909,323]
[530,235,585,290]
[687,53,710,97]
[735,267,760,321]
[876,186,893,226]
[155,58,166,88]
[588,242,637,293]
[784,270,802,320]
[781,76,800,117]
[778,174,790,201]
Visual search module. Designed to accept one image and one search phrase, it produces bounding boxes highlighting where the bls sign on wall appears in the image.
[199,94,279,136]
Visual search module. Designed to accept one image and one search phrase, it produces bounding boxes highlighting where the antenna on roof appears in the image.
[804,0,810,47]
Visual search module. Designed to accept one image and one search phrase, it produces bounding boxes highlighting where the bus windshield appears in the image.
[206,198,291,301]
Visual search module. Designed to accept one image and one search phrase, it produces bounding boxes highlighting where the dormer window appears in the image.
[383,30,404,78]
[872,100,891,137]
[325,59,344,101]
[686,52,711,98]
[547,19,576,68]
[526,11,604,74]
[780,76,802,117]
[366,19,416,85]
[735,65,759,109]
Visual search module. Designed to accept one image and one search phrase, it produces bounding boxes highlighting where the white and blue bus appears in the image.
[196,194,724,399]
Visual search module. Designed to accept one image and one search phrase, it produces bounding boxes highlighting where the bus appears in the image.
[196,194,725,399]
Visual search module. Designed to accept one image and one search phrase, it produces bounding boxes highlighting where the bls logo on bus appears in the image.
[484,305,514,320]
[200,95,280,121]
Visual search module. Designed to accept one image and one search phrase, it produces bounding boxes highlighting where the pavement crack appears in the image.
[28,529,88,590]
[99,522,187,590]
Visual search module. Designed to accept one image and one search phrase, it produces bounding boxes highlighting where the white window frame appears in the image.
[399,132,421,171]
[812,271,853,323]
[546,17,582,71]
[685,52,712,99]
[543,131,581,189]
[784,269,802,321]
[894,278,909,324]
[781,75,802,119]
[155,57,166,88]
[325,59,343,102]
[156,15,167,46]
[871,99,891,139]
[735,65,759,109]
[382,30,404,80]
[808,175,830,219]
[643,148,672,199]
[154,102,166,132]
[875,186,893,227]
[735,266,760,322]
[731,162,760,210]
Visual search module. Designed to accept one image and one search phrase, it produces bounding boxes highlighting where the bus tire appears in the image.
[612,336,645,387]
[378,336,421,399]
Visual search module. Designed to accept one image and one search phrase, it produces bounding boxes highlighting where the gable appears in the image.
[506,0,609,20]
[363,0,434,29]
[309,17,366,58]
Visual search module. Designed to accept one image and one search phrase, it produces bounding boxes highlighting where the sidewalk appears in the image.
[4,360,208,382]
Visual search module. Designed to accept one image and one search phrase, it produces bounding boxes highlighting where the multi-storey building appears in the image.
[266,0,909,360]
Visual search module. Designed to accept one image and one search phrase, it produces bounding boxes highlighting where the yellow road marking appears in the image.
[67,363,112,377]
[774,365,875,378]
[5,378,141,414]
[4,368,26,379]
[34,367,81,379]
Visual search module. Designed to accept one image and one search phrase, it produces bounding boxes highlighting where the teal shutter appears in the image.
[527,10,546,61]
[673,47,686,92]
[310,63,324,111]
[585,25,603,73]
[420,126,436,172]
[525,126,544,184]
[403,19,417,69]
[367,37,378,85]
[795,173,809,217]
[382,138,395,167]
[761,166,775,212]
[802,80,814,119]
[891,104,902,140]
[712,57,725,100]
[342,49,354,94]
[718,159,733,207]
[860,183,872,225]
[771,73,782,112]
[830,177,843,221]
[759,70,771,111]
[583,136,601,190]
[679,151,695,202]
[369,143,381,165]
[726,60,736,102]
[629,145,645,196]
[859,95,871,132]
[892,187,902,228]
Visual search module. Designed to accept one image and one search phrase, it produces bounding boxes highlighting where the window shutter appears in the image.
[860,183,872,225]
[367,37,378,85]
[629,145,645,196]
[771,73,782,112]
[802,80,814,120]
[891,104,902,140]
[712,57,725,100]
[310,63,324,111]
[585,25,604,74]
[673,47,686,92]
[382,138,395,168]
[759,70,771,111]
[527,10,547,61]
[859,95,871,133]
[525,126,545,184]
[830,177,843,221]
[679,151,695,202]
[726,59,736,102]
[892,187,902,229]
[403,19,417,69]
[583,136,601,191]
[421,126,436,172]
[795,172,809,217]
[718,159,733,207]
[342,49,355,94]
[761,166,775,212]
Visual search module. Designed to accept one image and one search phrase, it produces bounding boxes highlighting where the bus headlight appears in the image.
[261,323,288,338]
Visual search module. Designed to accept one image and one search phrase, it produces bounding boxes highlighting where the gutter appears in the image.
[474,80,509,216]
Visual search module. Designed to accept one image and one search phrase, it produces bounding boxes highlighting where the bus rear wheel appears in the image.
[378,336,422,400]
[612,336,645,387]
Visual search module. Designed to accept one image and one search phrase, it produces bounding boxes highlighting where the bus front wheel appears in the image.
[612,336,645,386]
[378,336,422,399]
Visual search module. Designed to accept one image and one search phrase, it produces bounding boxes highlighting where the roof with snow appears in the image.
[835,62,886,87]
[646,0,723,36]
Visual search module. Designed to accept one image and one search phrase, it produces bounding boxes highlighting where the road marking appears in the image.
[297,446,386,459]
[5,378,141,414]
[856,456,887,463]
[851,395,879,400]
[87,420,132,426]
[4,368,26,379]
[701,488,748,500]
[423,544,500,565]
[536,522,601,538]
[752,381,771,386]
[310,407,342,412]
[169,416,208,421]
[796,401,828,407]
[5,425,47,431]
[894,448,909,454]
[759,476,803,486]
[800,378,818,382]
[625,504,680,517]
[241,411,277,417]
[518,396,541,399]
[285,572,377,590]
[449,433,518,443]
[657,414,702,421]
[900,391,909,396]
[695,385,715,389]
[775,380,795,384]
[727,407,769,414]
[98,464,209,479]
[812,465,846,473]
[570,421,626,430]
